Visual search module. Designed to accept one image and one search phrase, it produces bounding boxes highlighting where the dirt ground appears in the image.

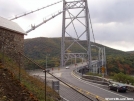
[0,66,38,101]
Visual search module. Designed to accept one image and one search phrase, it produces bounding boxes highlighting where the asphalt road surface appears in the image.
[28,64,134,101]
[59,64,134,101]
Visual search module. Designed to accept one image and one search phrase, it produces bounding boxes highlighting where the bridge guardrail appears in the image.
[73,67,107,101]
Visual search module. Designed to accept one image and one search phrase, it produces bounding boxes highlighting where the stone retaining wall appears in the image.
[0,28,24,64]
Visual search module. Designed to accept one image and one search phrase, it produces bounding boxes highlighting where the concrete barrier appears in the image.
[82,74,134,92]
[82,75,109,85]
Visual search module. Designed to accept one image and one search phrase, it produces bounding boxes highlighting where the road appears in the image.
[28,64,134,101]
[59,64,134,101]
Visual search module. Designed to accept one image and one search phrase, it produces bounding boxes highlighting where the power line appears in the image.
[10,0,62,20]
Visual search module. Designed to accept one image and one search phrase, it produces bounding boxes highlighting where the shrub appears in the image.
[113,72,134,85]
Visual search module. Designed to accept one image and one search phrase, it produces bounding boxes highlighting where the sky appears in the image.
[0,0,134,51]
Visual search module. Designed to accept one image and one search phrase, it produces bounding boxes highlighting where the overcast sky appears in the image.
[0,0,134,51]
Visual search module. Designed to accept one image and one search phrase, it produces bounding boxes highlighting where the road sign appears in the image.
[52,81,60,90]
[101,66,105,73]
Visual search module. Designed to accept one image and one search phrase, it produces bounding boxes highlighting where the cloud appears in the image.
[87,0,134,51]
[0,0,134,51]
[97,40,134,51]
[94,22,134,41]
[89,0,134,23]
[0,0,27,19]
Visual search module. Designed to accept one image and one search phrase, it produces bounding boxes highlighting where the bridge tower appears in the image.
[61,0,91,68]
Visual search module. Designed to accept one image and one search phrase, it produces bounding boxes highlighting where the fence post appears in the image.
[18,52,21,82]
[44,69,46,101]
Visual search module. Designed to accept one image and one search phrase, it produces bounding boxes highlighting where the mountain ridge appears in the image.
[24,37,134,75]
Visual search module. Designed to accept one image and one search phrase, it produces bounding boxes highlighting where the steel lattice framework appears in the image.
[9,0,107,74]
[61,0,91,67]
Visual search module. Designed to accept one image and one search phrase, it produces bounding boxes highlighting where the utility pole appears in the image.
[46,54,50,69]
[46,55,48,69]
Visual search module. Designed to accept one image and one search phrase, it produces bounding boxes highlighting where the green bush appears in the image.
[113,72,134,85]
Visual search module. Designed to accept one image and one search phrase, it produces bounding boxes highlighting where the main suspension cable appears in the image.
[10,0,62,20]
[26,10,63,33]
[26,2,79,33]
[88,8,96,43]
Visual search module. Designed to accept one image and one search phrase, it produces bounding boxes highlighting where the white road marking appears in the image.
[60,96,70,101]
[71,72,129,98]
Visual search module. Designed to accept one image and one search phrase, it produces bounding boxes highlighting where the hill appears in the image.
[0,66,38,101]
[127,51,134,54]
[24,37,129,58]
[0,53,61,101]
[24,37,61,60]
[24,37,134,75]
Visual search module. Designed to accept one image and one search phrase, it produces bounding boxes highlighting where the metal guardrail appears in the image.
[75,66,134,92]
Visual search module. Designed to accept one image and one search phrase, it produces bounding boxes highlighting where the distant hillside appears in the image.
[127,51,134,54]
[24,37,61,59]
[24,37,128,58]
[24,37,134,75]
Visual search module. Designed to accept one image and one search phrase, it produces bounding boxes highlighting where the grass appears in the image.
[0,53,61,101]
[86,72,102,77]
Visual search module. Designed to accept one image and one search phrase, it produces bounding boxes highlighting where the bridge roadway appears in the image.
[59,63,134,101]
[29,63,134,101]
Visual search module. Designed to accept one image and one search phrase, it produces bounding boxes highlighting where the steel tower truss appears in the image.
[61,0,91,67]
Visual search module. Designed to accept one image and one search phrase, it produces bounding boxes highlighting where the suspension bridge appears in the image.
[1,0,134,101]
[10,0,107,75]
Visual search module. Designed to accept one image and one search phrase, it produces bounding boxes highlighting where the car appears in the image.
[65,66,69,69]
[108,82,127,92]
